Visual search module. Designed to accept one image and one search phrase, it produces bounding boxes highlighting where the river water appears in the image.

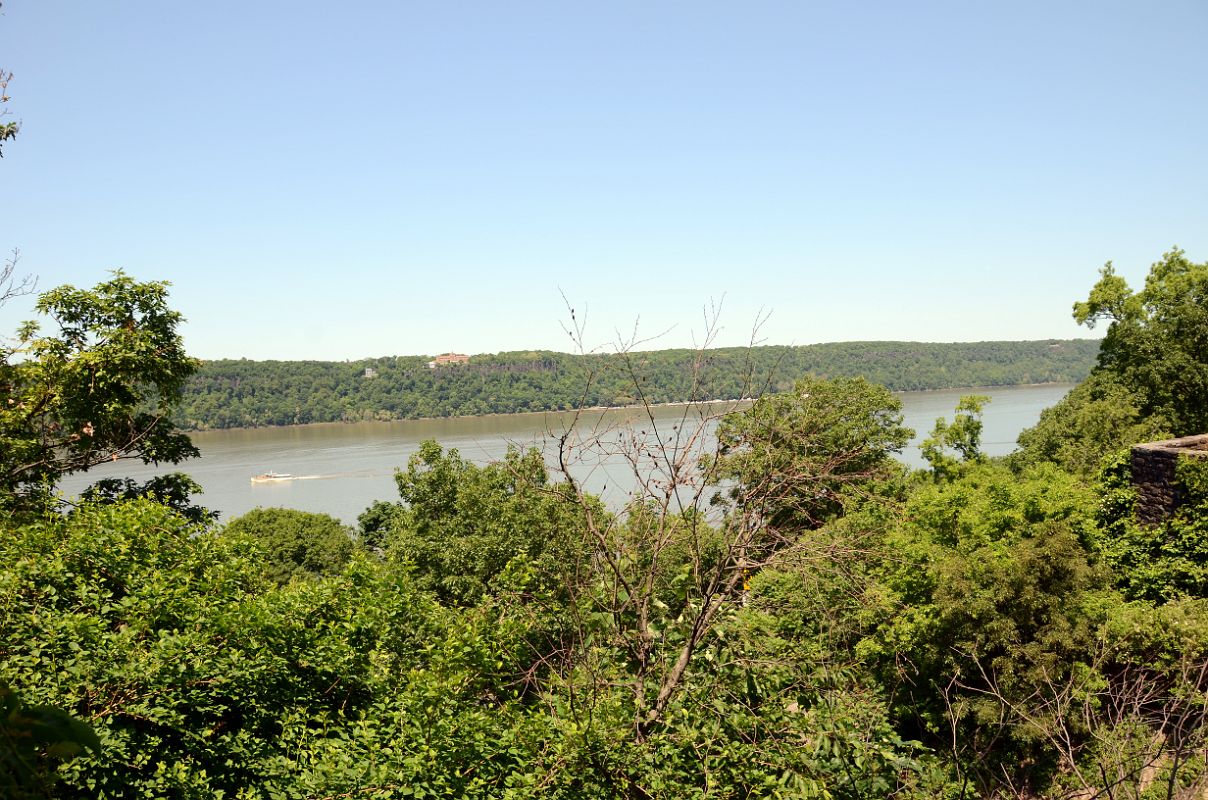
[58,384,1072,524]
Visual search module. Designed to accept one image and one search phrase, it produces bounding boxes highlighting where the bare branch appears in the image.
[1,248,35,307]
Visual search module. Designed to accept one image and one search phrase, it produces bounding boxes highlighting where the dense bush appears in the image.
[222,507,357,585]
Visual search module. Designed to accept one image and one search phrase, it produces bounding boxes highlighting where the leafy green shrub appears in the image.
[222,507,356,585]
[386,441,597,606]
[857,463,1105,793]
[1094,454,1208,601]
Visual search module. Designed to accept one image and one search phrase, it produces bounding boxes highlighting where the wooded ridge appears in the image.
[177,338,1099,429]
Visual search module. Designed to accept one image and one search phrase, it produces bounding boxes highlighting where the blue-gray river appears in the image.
[59,384,1072,524]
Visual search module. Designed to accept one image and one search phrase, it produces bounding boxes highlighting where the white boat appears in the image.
[250,471,293,483]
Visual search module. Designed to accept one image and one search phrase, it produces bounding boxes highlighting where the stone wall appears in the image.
[1131,434,1208,525]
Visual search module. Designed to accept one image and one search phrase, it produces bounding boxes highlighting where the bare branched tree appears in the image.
[1,248,35,308]
[550,300,767,736]
[539,298,911,747]
[963,642,1208,799]
[0,66,18,157]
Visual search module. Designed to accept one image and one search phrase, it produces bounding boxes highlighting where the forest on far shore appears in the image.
[177,338,1100,429]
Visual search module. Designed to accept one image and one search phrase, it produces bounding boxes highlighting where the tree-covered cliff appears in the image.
[176,338,1099,429]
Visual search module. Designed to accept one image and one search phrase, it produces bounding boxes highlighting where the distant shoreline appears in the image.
[177,339,1095,433]
[181,381,1076,436]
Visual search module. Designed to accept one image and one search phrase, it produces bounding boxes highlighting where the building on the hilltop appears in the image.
[427,353,471,369]
[1131,434,1208,524]
[363,367,378,379]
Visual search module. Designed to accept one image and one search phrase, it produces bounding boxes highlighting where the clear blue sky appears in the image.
[1,1,1204,360]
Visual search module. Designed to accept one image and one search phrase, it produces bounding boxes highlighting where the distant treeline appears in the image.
[175,339,1100,430]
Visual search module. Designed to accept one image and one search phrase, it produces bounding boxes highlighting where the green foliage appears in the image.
[0,499,265,796]
[0,498,536,798]
[1019,248,1207,476]
[858,462,1105,790]
[1093,453,1208,601]
[1,683,99,799]
[1073,248,1208,435]
[3,433,1199,797]
[1098,593,1208,673]
[0,272,199,514]
[1013,374,1168,477]
[713,375,912,531]
[173,340,1099,430]
[356,498,402,553]
[920,394,989,480]
[635,670,933,799]
[222,507,356,585]
[388,440,596,606]
[612,502,727,618]
[1036,593,1208,799]
[647,529,952,798]
[78,472,217,525]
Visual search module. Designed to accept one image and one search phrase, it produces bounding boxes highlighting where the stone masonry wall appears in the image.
[1131,434,1208,525]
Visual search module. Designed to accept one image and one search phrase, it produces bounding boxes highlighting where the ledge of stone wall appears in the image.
[1131,434,1208,525]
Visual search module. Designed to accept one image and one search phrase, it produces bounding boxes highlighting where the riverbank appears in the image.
[177,339,1098,431]
[67,383,1078,525]
[178,381,1075,435]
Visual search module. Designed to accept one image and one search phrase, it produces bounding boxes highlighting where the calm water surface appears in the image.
[59,384,1072,524]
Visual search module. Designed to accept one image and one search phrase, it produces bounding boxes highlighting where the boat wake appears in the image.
[250,472,362,484]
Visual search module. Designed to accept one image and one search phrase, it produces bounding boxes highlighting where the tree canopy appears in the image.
[921,394,989,479]
[0,272,199,514]
[1073,247,1208,435]
[1015,248,1208,475]
[221,507,357,585]
[713,375,912,531]
[173,339,1099,430]
[383,441,592,606]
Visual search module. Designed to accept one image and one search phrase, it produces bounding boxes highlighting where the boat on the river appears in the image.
[251,471,293,483]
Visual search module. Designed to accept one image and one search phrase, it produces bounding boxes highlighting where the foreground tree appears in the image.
[222,507,356,585]
[920,394,988,480]
[859,461,1105,794]
[384,440,594,606]
[713,375,913,532]
[0,499,523,798]
[977,595,1208,800]
[0,272,199,514]
[1014,374,1167,477]
[0,682,99,799]
[1073,247,1208,435]
[550,318,915,744]
[1016,247,1207,476]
